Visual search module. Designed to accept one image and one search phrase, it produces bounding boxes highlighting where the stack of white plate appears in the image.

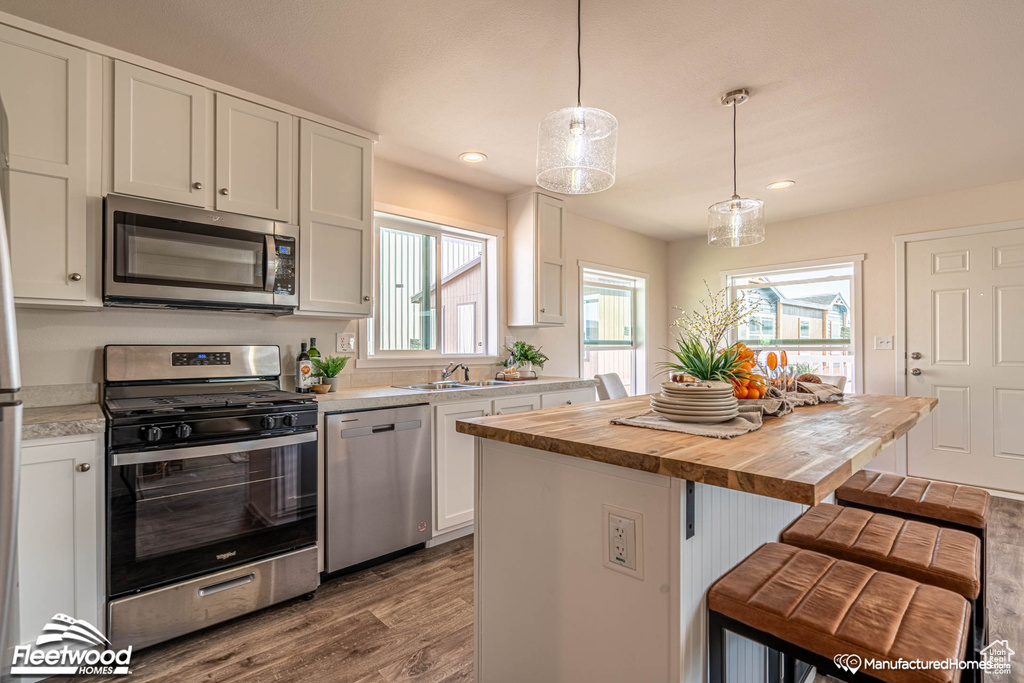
[651,381,739,423]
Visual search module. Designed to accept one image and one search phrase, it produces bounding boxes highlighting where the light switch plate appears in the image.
[874,335,894,350]
[603,504,644,580]
[337,333,356,353]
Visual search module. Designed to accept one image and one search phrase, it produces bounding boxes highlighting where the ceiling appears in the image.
[2,0,1023,241]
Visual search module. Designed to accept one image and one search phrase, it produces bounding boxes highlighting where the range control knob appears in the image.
[260,415,277,430]
[144,426,163,442]
[283,413,299,427]
[175,424,193,439]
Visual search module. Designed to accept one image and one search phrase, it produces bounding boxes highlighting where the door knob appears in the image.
[192,181,203,190]
[77,463,91,472]
[910,352,922,360]
[219,188,229,196]
[68,273,82,282]
[910,368,922,376]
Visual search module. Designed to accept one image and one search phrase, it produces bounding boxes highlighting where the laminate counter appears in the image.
[22,403,105,440]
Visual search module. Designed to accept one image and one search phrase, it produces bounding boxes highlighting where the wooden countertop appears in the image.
[456,394,937,505]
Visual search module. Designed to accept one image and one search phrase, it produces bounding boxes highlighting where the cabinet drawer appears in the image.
[540,387,596,409]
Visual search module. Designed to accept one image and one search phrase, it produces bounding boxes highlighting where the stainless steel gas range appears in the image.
[102,345,319,649]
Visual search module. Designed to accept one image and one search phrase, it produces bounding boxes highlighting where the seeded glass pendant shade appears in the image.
[708,89,765,247]
[536,0,618,195]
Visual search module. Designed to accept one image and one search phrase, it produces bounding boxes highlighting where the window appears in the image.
[727,257,862,392]
[368,213,496,359]
[580,265,648,395]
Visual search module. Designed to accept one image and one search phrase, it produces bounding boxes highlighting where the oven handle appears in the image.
[264,234,278,293]
[111,431,317,466]
[198,572,255,597]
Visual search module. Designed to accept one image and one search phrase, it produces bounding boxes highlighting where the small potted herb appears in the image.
[311,355,350,392]
[498,341,549,376]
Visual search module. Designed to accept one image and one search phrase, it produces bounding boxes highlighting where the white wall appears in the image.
[16,159,671,392]
[666,178,1024,469]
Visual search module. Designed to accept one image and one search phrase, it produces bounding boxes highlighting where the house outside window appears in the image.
[367,213,496,360]
[727,257,862,392]
[580,265,648,395]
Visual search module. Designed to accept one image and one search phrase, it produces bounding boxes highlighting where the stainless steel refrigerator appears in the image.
[0,94,23,682]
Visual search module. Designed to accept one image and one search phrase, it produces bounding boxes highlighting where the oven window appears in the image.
[114,212,266,290]
[108,439,316,596]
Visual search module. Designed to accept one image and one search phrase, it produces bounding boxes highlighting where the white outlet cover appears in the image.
[874,335,894,350]
[337,332,356,353]
[602,504,644,580]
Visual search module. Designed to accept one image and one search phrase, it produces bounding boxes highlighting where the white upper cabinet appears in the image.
[114,61,208,206]
[0,26,92,303]
[215,93,293,221]
[507,190,567,326]
[297,119,373,317]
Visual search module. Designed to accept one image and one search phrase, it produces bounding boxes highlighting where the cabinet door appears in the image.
[536,194,566,324]
[215,94,293,221]
[0,26,89,301]
[435,400,490,532]
[540,387,596,409]
[114,61,207,206]
[298,119,373,316]
[492,394,540,416]
[17,435,102,644]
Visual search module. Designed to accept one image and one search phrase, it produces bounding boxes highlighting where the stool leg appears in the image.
[709,610,726,683]
[782,653,796,683]
[767,648,781,683]
[978,528,988,645]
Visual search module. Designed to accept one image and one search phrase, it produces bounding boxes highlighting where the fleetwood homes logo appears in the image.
[11,614,133,676]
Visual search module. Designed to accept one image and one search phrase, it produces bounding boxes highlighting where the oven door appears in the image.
[107,431,317,597]
[103,194,296,311]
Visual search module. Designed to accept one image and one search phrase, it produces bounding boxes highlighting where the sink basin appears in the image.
[457,380,513,387]
[397,382,466,391]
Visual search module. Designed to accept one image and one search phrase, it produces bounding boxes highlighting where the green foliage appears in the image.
[497,340,549,369]
[658,336,743,382]
[311,355,350,378]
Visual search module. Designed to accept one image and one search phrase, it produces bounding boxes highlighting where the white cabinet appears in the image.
[16,435,103,644]
[114,61,208,207]
[507,190,566,326]
[297,119,373,317]
[0,26,94,303]
[540,387,596,409]
[215,93,293,221]
[492,394,541,416]
[434,399,490,533]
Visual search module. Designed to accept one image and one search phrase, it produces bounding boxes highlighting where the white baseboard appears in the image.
[427,524,473,547]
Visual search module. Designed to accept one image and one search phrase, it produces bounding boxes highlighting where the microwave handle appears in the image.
[264,234,277,293]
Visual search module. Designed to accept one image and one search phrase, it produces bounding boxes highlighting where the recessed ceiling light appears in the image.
[459,152,487,163]
[767,179,796,190]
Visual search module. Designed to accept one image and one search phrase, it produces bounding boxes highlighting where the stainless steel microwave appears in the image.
[104,194,298,313]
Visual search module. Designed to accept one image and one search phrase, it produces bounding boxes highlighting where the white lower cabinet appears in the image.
[434,400,490,533]
[539,387,596,409]
[16,434,103,645]
[492,394,540,416]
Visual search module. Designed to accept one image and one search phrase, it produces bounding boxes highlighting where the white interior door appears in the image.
[906,227,1024,493]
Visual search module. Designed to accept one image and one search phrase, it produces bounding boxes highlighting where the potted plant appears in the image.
[311,355,350,392]
[498,340,549,376]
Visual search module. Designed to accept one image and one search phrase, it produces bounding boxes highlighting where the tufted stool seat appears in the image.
[835,471,989,530]
[708,543,972,683]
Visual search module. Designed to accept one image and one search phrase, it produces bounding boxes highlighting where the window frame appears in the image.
[721,254,864,392]
[578,261,649,396]
[358,209,501,368]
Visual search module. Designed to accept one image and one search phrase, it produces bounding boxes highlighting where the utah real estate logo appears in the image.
[11,613,133,676]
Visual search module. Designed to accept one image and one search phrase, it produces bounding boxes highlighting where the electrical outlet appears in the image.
[603,505,643,579]
[874,335,894,351]
[337,333,356,353]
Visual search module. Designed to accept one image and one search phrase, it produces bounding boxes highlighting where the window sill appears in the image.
[355,355,501,370]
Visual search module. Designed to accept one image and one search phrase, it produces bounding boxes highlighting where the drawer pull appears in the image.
[198,572,255,597]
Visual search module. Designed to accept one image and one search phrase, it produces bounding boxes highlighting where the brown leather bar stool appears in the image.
[708,543,972,683]
[835,471,990,642]
[780,503,982,682]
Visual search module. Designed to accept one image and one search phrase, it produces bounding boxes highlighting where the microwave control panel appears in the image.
[273,236,297,295]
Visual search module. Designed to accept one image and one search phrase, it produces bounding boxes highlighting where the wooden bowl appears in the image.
[310,383,332,395]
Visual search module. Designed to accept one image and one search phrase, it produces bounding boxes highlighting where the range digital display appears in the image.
[171,351,230,366]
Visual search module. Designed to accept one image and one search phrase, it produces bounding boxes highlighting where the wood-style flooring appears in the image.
[64,498,1024,683]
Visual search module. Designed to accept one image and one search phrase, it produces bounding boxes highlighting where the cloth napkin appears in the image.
[611,409,762,439]
[791,382,844,404]
[738,388,794,417]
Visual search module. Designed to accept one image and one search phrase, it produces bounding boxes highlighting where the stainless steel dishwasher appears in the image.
[325,404,432,573]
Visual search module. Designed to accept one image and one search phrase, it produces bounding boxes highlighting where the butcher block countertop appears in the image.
[456,393,937,505]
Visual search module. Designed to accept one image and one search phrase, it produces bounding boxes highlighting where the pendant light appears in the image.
[708,88,765,247]
[536,0,618,194]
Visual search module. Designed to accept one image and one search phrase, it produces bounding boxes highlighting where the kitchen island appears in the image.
[457,393,936,683]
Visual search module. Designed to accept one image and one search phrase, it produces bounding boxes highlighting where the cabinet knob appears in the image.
[77,463,91,473]
[363,295,371,302]
[219,188,229,196]
[68,273,82,282]
[192,181,203,190]
[540,308,546,313]
[566,400,572,405]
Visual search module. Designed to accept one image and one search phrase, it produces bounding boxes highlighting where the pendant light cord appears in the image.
[576,0,582,106]
[732,99,738,197]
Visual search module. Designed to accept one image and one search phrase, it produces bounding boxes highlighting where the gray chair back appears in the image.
[595,373,628,400]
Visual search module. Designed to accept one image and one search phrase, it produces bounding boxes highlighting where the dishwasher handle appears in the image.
[340,419,423,439]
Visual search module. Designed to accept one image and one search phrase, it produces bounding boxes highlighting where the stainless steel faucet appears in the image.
[441,362,470,382]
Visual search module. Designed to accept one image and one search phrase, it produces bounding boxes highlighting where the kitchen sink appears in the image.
[396,379,514,391]
[458,380,513,386]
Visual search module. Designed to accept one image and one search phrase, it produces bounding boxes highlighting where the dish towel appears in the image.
[787,382,844,405]
[611,409,762,439]
[738,389,794,417]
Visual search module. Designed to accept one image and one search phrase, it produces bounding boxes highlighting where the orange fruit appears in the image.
[780,350,788,366]
[766,352,778,371]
